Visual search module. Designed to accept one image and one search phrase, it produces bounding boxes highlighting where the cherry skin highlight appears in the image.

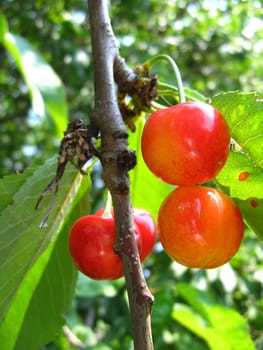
[141,101,230,185]
[158,186,244,269]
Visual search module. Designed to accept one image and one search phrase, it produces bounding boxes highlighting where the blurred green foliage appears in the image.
[1,0,263,175]
[1,1,263,349]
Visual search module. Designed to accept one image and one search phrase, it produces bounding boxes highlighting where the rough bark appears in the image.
[88,1,154,349]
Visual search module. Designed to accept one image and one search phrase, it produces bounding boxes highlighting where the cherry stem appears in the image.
[144,54,186,103]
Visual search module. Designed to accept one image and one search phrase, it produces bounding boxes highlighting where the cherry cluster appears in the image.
[69,208,156,280]
[141,101,244,269]
[68,101,244,279]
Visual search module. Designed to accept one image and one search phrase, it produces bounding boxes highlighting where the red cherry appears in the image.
[133,209,156,261]
[141,101,230,185]
[69,215,141,280]
[95,207,156,261]
[158,186,244,269]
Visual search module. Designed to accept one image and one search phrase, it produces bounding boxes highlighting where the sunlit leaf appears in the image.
[0,11,8,40]
[0,219,77,350]
[212,92,263,167]
[212,92,263,239]
[215,152,263,238]
[0,156,90,324]
[2,27,68,137]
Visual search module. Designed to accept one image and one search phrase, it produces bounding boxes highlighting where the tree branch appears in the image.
[88,1,154,349]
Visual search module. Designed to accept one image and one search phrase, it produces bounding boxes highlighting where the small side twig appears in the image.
[114,56,158,107]
[35,119,99,228]
[62,325,86,349]
[114,56,158,131]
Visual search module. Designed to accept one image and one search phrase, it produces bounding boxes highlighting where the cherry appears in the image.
[133,208,156,261]
[141,101,230,185]
[69,215,142,280]
[95,207,156,261]
[69,208,156,280]
[158,186,244,269]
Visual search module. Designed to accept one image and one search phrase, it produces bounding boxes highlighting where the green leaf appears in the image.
[215,152,263,238]
[184,87,207,102]
[212,91,263,168]
[0,12,8,41]
[129,117,173,218]
[211,92,263,239]
[0,219,77,350]
[88,345,112,350]
[0,167,35,211]
[75,272,124,298]
[0,156,90,325]
[173,283,255,350]
[2,31,68,137]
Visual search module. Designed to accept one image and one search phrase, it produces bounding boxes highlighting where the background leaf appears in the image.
[0,11,8,40]
[0,156,90,324]
[173,283,255,350]
[75,272,125,299]
[2,2,263,349]
[1,23,68,137]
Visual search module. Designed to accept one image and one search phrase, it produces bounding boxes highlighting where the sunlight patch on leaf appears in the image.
[212,92,263,168]
[211,92,263,239]
[2,27,68,137]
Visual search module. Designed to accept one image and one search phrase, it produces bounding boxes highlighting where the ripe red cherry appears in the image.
[69,215,142,280]
[133,209,156,261]
[158,186,244,269]
[141,101,230,185]
[95,208,156,261]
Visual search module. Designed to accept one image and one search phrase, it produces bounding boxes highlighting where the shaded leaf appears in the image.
[184,87,207,102]
[173,283,255,350]
[75,272,124,298]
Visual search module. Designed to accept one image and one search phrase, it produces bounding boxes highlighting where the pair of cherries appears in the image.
[69,208,156,280]
[141,101,244,269]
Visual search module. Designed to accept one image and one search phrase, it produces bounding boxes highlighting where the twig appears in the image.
[62,325,86,349]
[35,120,99,227]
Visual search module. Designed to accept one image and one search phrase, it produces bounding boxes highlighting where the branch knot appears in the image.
[117,149,137,171]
